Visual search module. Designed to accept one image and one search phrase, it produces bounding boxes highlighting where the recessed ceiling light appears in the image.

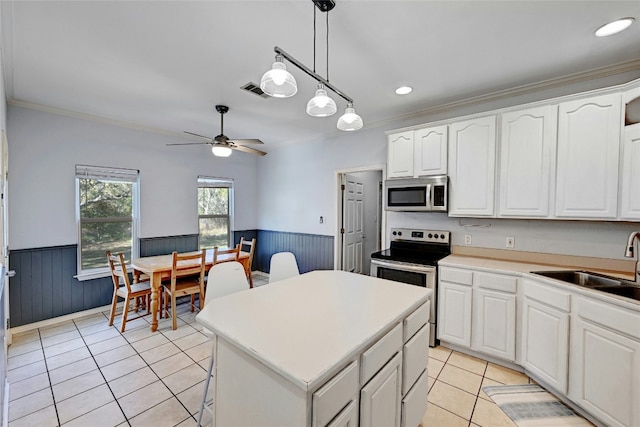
[395,86,413,95]
[595,17,634,37]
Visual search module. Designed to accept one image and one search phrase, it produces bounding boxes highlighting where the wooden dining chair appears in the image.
[162,250,206,330]
[269,251,300,284]
[107,251,152,332]
[213,244,240,264]
[239,237,256,287]
[197,261,250,427]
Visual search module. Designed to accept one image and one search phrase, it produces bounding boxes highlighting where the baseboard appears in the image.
[9,303,115,335]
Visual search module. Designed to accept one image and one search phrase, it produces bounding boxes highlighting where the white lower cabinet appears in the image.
[472,287,516,361]
[439,267,517,362]
[327,400,359,427]
[520,279,570,394]
[438,267,473,347]
[569,296,640,427]
[360,352,403,427]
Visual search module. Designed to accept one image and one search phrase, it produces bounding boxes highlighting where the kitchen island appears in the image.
[196,270,432,427]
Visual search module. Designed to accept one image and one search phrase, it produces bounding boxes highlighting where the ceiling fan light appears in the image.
[211,145,232,157]
[306,84,337,117]
[260,55,297,98]
[337,104,363,131]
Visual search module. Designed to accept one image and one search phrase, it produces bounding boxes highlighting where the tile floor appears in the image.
[8,271,590,427]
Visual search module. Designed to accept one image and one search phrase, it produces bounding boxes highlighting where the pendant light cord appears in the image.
[313,5,316,73]
[326,10,329,82]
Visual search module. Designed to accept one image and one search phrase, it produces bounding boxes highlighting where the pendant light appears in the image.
[260,54,297,98]
[337,103,363,131]
[307,84,337,117]
[211,145,232,157]
[259,1,363,131]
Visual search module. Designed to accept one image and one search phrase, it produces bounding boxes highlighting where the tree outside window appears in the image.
[198,177,233,248]
[76,165,139,275]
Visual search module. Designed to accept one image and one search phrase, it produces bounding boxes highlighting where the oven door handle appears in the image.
[371,259,435,273]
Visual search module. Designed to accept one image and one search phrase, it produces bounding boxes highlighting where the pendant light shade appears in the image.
[337,103,363,131]
[306,84,337,117]
[260,55,297,98]
[211,145,232,157]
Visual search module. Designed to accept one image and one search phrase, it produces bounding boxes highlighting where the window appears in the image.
[76,165,139,279]
[198,177,233,249]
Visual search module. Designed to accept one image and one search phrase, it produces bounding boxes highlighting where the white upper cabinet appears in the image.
[387,131,414,178]
[387,126,447,178]
[414,125,448,176]
[555,93,622,218]
[499,106,557,217]
[621,124,640,219]
[449,116,496,216]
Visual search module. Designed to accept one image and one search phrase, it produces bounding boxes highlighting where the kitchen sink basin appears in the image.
[592,285,640,300]
[531,270,640,302]
[531,270,627,287]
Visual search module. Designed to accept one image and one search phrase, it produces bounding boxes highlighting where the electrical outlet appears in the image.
[506,237,515,248]
[464,234,472,245]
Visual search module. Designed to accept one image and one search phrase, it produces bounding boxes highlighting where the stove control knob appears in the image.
[434,234,439,239]
[440,234,446,239]
[397,231,402,236]
[428,233,433,238]
[392,231,397,236]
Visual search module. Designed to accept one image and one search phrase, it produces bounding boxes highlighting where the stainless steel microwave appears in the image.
[384,176,448,212]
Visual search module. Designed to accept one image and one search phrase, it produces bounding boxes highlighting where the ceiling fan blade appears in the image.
[231,144,267,156]
[166,142,211,146]
[227,138,264,145]
[184,131,214,140]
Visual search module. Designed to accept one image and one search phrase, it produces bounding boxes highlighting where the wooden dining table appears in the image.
[131,248,250,332]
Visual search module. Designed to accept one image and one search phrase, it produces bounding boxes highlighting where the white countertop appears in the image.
[196,270,431,391]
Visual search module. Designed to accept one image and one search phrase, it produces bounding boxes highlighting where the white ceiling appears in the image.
[2,1,640,152]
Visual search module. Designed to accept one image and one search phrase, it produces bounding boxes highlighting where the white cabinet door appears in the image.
[521,296,569,394]
[437,282,472,347]
[414,125,447,176]
[449,116,497,216]
[569,314,640,427]
[326,400,358,427]
[360,352,402,427]
[472,288,516,361]
[620,123,640,219]
[499,106,556,217]
[388,131,415,178]
[555,93,622,218]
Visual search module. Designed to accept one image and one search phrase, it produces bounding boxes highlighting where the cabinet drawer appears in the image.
[439,267,473,286]
[523,278,571,312]
[474,272,517,293]
[402,325,429,395]
[401,370,429,427]
[361,323,403,386]
[326,399,358,427]
[404,302,429,342]
[313,361,359,427]
[575,296,640,339]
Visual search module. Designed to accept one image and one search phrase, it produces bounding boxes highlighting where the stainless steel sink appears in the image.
[531,270,640,302]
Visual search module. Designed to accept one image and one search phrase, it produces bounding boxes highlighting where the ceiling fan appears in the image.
[168,105,267,157]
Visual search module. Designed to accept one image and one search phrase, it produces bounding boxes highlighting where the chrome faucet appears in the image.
[625,231,640,284]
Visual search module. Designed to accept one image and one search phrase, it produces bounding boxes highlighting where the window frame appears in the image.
[75,165,140,281]
[197,176,234,249]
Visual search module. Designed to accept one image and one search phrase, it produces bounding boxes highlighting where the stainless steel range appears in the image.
[370,228,451,347]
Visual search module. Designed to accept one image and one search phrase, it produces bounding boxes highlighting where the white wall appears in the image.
[257,70,640,261]
[7,106,259,250]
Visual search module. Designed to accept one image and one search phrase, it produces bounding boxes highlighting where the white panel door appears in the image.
[499,106,556,217]
[387,131,414,178]
[437,282,472,347]
[448,116,496,216]
[343,174,364,274]
[521,297,569,394]
[472,288,516,361]
[620,124,640,219]
[360,352,402,427]
[414,125,447,176]
[555,93,622,218]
